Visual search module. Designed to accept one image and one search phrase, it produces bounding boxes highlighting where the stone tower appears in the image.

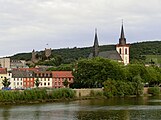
[31,49,36,63]
[116,23,130,65]
[93,28,99,57]
[45,48,52,59]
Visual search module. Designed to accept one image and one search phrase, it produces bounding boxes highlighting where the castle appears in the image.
[31,48,52,63]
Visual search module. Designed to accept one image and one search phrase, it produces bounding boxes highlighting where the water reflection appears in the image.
[0,96,161,120]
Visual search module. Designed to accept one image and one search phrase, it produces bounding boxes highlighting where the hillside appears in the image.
[11,41,161,64]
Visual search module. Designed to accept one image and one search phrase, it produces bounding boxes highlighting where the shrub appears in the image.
[90,90,103,97]
[148,87,160,96]
[103,78,144,98]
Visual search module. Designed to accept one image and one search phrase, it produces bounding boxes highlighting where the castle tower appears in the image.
[116,23,130,65]
[31,49,36,63]
[93,28,99,57]
[45,48,52,59]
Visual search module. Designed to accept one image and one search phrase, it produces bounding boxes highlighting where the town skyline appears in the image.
[0,0,161,57]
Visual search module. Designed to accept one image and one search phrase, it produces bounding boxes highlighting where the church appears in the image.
[89,24,130,65]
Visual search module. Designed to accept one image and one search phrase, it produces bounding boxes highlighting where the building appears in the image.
[11,69,35,89]
[52,71,74,88]
[0,68,12,89]
[116,24,130,65]
[11,60,28,68]
[0,58,10,69]
[89,24,130,65]
[0,68,7,89]
[8,67,74,89]
[31,48,52,63]
[34,71,53,88]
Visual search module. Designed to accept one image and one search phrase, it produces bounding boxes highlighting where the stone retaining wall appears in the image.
[73,88,149,97]
[73,88,103,97]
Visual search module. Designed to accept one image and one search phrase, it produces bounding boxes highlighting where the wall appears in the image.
[73,88,103,97]
[73,88,149,97]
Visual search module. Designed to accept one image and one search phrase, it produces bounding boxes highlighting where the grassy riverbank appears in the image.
[0,88,75,105]
[0,87,159,105]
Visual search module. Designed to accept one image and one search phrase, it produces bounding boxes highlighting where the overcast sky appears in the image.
[0,0,161,57]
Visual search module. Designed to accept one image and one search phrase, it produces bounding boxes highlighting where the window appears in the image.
[125,48,128,54]
[44,83,46,86]
[50,73,52,77]
[119,48,121,54]
[24,82,26,85]
[48,83,50,85]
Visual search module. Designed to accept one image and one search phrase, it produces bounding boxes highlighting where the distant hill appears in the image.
[10,41,161,64]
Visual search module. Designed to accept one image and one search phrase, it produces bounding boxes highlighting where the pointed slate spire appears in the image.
[93,28,99,57]
[119,21,126,45]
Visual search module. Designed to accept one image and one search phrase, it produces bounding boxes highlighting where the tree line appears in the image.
[11,41,161,66]
[71,57,161,96]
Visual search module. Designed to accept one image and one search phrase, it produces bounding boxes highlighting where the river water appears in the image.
[0,96,161,120]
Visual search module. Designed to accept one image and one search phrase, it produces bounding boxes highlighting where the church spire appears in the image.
[119,21,126,45]
[93,28,99,57]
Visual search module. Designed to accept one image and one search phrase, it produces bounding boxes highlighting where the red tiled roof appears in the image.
[52,71,73,78]
[0,68,7,74]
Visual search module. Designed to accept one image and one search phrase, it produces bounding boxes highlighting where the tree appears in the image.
[72,57,125,88]
[132,75,144,95]
[2,77,11,88]
[35,78,40,88]
[63,79,69,88]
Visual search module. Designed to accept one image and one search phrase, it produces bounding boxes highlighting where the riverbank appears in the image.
[0,88,75,105]
[0,87,158,105]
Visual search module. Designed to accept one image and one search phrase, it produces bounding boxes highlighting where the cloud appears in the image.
[0,0,161,57]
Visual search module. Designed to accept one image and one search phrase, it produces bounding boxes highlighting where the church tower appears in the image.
[116,23,130,65]
[93,28,99,57]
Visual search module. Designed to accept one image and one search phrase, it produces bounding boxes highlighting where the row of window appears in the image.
[13,82,23,86]
[40,82,50,86]
[35,73,52,77]
[119,48,128,54]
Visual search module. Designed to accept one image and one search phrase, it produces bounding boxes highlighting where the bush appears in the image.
[148,87,160,96]
[0,88,76,103]
[90,90,103,97]
[103,78,144,98]
[51,88,75,99]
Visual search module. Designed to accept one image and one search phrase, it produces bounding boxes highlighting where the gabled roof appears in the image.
[12,69,34,78]
[52,71,73,78]
[12,68,39,72]
[89,50,122,61]
[0,68,7,74]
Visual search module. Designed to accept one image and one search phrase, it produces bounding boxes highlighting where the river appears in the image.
[0,96,161,120]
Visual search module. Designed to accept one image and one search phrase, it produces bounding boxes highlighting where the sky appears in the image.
[0,0,161,57]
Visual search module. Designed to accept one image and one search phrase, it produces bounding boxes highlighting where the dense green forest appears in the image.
[11,41,161,65]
